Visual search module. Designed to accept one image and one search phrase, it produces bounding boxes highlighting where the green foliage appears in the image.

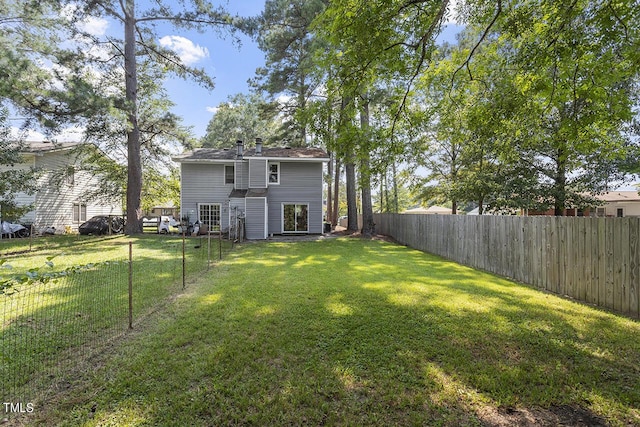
[0,256,127,296]
[252,0,329,146]
[311,0,640,214]
[200,93,280,148]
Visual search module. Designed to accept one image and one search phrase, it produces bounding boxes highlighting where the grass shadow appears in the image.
[21,238,640,426]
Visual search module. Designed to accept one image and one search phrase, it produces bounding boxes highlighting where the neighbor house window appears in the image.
[198,203,221,231]
[225,165,234,184]
[596,207,606,217]
[617,208,624,217]
[268,163,280,184]
[73,203,87,223]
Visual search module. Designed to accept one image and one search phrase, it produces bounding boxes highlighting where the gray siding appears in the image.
[245,197,267,239]
[267,162,324,234]
[181,163,233,229]
[235,160,249,190]
[228,198,246,233]
[249,158,267,188]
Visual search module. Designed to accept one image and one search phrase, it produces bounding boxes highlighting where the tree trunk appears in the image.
[554,146,567,216]
[124,0,143,234]
[359,96,375,237]
[380,173,384,213]
[346,160,358,232]
[332,158,340,227]
[327,151,333,226]
[392,161,399,213]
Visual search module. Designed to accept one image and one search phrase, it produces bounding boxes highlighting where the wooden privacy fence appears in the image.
[374,213,640,318]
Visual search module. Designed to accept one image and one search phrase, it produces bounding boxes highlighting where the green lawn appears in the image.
[1,235,226,407]
[18,237,640,426]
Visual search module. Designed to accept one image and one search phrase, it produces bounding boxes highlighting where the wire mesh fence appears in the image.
[1,233,234,416]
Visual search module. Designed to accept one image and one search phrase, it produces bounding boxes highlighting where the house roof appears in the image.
[595,191,640,203]
[228,188,270,198]
[247,188,268,198]
[173,146,330,163]
[21,141,81,153]
[402,207,430,214]
[229,189,248,198]
[425,205,452,214]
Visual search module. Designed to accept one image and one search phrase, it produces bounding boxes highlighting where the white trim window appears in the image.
[198,203,221,231]
[282,203,308,233]
[73,203,87,223]
[268,162,280,185]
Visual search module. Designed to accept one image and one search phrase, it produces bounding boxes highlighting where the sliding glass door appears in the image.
[283,203,308,233]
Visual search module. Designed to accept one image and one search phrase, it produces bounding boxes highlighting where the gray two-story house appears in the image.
[173,140,329,239]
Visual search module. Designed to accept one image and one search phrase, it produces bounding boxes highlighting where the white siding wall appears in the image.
[0,154,36,222]
[267,162,324,234]
[33,151,122,232]
[180,163,233,229]
[603,202,640,217]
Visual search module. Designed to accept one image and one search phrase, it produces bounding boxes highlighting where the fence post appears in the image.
[219,229,222,260]
[128,241,133,329]
[207,231,211,270]
[182,231,186,290]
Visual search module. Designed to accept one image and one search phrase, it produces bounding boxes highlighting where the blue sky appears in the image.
[158,1,463,140]
[15,0,462,142]
[161,0,267,139]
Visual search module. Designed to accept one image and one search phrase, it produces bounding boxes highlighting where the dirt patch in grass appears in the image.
[477,404,608,427]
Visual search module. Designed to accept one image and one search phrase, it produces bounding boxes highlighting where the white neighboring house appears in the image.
[1,141,123,233]
[593,191,640,217]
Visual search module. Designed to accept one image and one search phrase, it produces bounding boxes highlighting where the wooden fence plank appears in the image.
[588,218,598,304]
[584,218,593,304]
[373,214,637,317]
[575,219,586,302]
[630,218,640,318]
[605,219,615,310]
[598,218,607,306]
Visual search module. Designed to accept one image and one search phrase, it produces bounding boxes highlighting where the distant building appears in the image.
[0,141,122,233]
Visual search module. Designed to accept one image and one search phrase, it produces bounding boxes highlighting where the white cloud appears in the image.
[10,128,45,142]
[159,36,209,65]
[10,126,85,143]
[206,106,219,114]
[61,4,109,36]
[444,0,462,25]
[276,94,292,105]
[78,16,109,36]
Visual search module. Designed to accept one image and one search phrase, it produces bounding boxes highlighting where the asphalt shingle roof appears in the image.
[174,146,329,162]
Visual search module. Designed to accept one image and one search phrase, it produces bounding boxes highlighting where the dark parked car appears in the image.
[78,216,124,235]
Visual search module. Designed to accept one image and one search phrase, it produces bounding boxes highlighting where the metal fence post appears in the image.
[128,241,133,329]
[207,232,211,270]
[219,229,222,260]
[182,231,186,290]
